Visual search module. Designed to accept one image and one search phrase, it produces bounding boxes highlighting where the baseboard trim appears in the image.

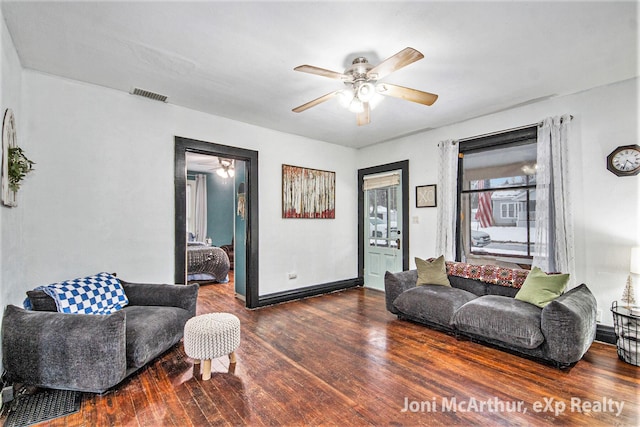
[595,324,616,345]
[257,277,363,308]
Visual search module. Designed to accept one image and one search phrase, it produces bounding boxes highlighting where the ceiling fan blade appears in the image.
[292,91,340,113]
[294,65,352,81]
[357,102,370,126]
[377,83,438,106]
[367,47,424,80]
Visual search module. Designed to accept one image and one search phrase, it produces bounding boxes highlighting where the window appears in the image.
[366,185,399,248]
[457,126,537,262]
[500,202,517,219]
[186,179,196,236]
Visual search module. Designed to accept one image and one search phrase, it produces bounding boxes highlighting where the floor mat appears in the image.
[4,389,82,427]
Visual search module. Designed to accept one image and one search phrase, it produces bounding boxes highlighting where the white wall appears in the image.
[0,6,25,322]
[13,70,358,302]
[358,77,640,327]
[1,12,636,335]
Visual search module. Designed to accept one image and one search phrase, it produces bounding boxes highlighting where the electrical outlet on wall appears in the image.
[288,272,297,280]
[596,309,602,323]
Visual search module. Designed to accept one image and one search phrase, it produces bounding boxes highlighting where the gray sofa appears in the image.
[2,280,199,393]
[385,265,597,368]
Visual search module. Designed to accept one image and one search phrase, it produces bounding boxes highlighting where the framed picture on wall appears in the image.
[416,184,437,208]
[282,164,335,218]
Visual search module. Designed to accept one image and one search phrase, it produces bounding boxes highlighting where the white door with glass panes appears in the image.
[363,171,403,290]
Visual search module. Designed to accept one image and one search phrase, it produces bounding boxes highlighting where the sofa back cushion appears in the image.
[484,283,519,298]
[448,275,487,296]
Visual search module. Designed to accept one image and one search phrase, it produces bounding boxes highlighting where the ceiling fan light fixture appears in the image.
[337,89,354,108]
[216,167,235,178]
[369,92,384,110]
[293,47,437,124]
[357,82,375,103]
[217,158,235,178]
[348,98,365,113]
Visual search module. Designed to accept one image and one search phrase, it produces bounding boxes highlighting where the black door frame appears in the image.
[174,136,259,308]
[357,160,410,280]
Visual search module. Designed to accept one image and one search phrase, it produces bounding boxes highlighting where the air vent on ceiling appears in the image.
[129,88,168,103]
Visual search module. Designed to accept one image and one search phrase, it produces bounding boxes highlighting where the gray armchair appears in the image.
[2,281,199,393]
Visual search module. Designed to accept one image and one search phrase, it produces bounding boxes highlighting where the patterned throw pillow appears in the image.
[431,259,531,289]
[41,272,129,315]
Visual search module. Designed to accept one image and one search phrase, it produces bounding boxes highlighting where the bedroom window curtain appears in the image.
[436,140,459,261]
[194,174,208,242]
[533,114,574,275]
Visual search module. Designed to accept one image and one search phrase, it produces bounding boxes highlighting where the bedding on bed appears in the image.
[187,245,230,283]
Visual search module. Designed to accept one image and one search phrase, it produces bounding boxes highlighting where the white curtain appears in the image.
[436,140,459,261]
[194,174,207,242]
[533,115,574,274]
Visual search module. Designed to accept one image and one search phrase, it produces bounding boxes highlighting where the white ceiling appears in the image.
[2,1,637,149]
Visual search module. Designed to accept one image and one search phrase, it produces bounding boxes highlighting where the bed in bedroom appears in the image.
[187,243,230,283]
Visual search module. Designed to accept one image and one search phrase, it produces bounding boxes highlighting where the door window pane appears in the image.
[367,186,400,248]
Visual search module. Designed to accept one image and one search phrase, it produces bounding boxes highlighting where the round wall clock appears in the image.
[606,144,640,177]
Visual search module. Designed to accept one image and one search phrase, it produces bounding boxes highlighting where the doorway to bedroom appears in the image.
[185,153,245,297]
[174,137,259,308]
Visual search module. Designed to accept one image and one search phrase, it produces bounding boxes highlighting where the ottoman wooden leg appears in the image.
[229,351,237,364]
[202,359,212,380]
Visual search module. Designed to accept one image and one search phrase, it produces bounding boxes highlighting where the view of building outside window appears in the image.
[461,141,537,260]
[368,186,398,247]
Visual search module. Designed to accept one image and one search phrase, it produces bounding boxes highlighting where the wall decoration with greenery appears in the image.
[2,108,34,207]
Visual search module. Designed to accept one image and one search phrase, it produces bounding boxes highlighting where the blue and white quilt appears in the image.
[38,272,129,315]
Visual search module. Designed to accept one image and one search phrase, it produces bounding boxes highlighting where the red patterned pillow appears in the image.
[464,263,483,280]
[448,261,467,277]
[426,258,529,288]
[480,265,499,284]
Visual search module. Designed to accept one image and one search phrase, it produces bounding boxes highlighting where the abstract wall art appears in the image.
[282,164,335,219]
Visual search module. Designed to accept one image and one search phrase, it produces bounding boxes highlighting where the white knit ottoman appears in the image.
[183,313,240,380]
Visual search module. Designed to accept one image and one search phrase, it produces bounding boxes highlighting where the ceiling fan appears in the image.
[292,47,438,126]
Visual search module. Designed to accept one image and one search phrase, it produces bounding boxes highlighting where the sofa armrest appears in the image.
[121,282,199,317]
[2,305,127,393]
[384,270,418,314]
[540,284,597,365]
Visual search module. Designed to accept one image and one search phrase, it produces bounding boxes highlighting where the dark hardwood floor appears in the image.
[7,274,640,426]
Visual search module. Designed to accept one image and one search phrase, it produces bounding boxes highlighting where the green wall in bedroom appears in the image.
[234,161,246,297]
[187,170,235,247]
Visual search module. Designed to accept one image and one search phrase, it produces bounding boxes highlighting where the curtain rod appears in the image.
[458,114,574,143]
[458,123,537,143]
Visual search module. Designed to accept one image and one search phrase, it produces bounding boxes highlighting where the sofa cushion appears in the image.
[449,275,486,296]
[393,285,478,328]
[124,305,191,368]
[515,267,569,308]
[452,296,544,349]
[416,256,451,287]
[485,284,519,298]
